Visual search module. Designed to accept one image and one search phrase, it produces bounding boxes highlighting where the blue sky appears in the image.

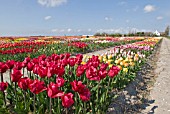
[0,0,170,36]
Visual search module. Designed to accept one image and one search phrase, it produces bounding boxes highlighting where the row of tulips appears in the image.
[0,37,144,62]
[0,53,120,113]
[0,37,162,113]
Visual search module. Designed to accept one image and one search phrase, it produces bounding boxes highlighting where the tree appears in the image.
[165,26,169,36]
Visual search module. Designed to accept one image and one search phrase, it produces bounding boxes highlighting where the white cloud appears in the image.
[157,16,163,20]
[67,28,72,32]
[144,5,156,13]
[44,16,52,20]
[105,17,112,21]
[38,0,67,7]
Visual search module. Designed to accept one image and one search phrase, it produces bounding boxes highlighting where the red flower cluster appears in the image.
[0,41,49,55]
[71,80,90,102]
[68,42,88,48]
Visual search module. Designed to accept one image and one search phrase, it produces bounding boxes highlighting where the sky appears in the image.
[0,0,170,36]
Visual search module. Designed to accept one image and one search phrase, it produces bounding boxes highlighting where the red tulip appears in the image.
[47,66,55,78]
[14,62,23,70]
[18,77,31,90]
[27,62,34,71]
[29,79,47,94]
[11,69,23,82]
[56,77,65,87]
[100,63,108,71]
[38,66,47,78]
[47,82,64,98]
[60,59,68,67]
[6,60,15,69]
[76,54,83,65]
[86,66,100,81]
[71,80,91,102]
[0,82,8,91]
[76,65,87,77]
[33,64,39,74]
[65,53,71,59]
[79,88,91,102]
[55,66,65,77]
[22,57,31,67]
[61,93,74,108]
[108,66,120,78]
[68,58,77,67]
[98,69,107,80]
[0,62,8,73]
[70,80,85,92]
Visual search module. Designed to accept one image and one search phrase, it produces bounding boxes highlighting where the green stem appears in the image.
[1,73,3,82]
[49,98,52,114]
[83,102,86,114]
[34,94,36,114]
[57,98,61,114]
[23,68,25,77]
[97,81,101,112]
[3,91,6,107]
[23,90,26,110]
[14,82,18,108]
[75,93,78,114]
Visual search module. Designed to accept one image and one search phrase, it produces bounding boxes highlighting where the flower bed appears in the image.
[0,37,162,113]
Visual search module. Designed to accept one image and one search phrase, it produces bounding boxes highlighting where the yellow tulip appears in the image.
[81,61,86,65]
[98,56,103,62]
[129,62,135,66]
[123,68,128,73]
[103,58,107,62]
[109,64,113,68]
[120,61,124,66]
[135,54,139,57]
[119,57,123,61]
[107,60,113,65]
[124,62,129,67]
[107,55,112,59]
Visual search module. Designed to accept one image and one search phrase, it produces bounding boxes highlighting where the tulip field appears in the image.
[0,36,162,114]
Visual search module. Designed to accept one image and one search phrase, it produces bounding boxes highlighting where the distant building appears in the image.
[153,30,161,36]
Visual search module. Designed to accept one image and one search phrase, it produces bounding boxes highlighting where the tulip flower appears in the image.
[18,77,31,90]
[56,77,65,87]
[0,82,8,92]
[61,93,74,108]
[108,66,120,78]
[29,79,47,94]
[11,69,23,82]
[70,80,91,102]
[47,82,64,98]
[27,62,34,71]
[86,66,100,81]
[76,64,87,77]
[14,62,23,70]
[68,58,77,67]
[37,66,47,78]
[6,60,15,69]
[0,62,8,74]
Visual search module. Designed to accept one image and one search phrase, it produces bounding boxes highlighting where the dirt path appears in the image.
[143,38,170,114]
